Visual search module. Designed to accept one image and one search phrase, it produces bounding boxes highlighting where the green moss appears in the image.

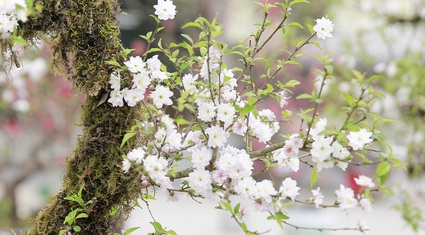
[1,0,147,234]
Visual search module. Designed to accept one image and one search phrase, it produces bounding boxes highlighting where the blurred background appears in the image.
[1,0,425,234]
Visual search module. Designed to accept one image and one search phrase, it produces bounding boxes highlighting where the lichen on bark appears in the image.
[2,0,146,234]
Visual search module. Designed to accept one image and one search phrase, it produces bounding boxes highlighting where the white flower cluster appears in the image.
[0,1,28,38]
[309,118,373,171]
[113,3,379,221]
[108,55,172,108]
[335,175,375,213]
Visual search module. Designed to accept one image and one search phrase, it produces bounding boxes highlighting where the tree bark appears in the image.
[11,0,144,234]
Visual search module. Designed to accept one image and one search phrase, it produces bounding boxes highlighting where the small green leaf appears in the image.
[310,169,318,188]
[287,22,304,29]
[296,93,313,100]
[150,221,164,232]
[73,226,81,232]
[121,132,136,148]
[76,213,88,219]
[220,201,233,213]
[59,229,68,235]
[142,194,156,200]
[105,59,121,67]
[376,161,391,176]
[124,227,140,235]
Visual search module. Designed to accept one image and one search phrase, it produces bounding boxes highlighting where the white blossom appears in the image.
[205,125,229,148]
[347,128,373,150]
[188,169,212,195]
[123,88,145,107]
[313,17,334,39]
[311,187,324,208]
[124,56,146,73]
[127,147,145,164]
[279,177,300,201]
[310,135,333,163]
[354,175,375,188]
[197,101,216,122]
[108,89,124,107]
[335,184,358,211]
[150,85,173,108]
[153,0,177,21]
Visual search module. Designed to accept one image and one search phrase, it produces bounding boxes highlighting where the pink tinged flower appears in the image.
[109,71,121,90]
[288,134,304,149]
[187,169,212,195]
[212,169,228,185]
[124,56,146,73]
[122,158,131,173]
[279,177,300,201]
[310,135,333,162]
[124,88,145,107]
[197,101,216,122]
[127,147,145,164]
[347,128,373,150]
[232,118,247,136]
[108,89,124,107]
[311,187,324,208]
[313,17,334,39]
[354,175,375,188]
[150,85,173,108]
[153,0,177,21]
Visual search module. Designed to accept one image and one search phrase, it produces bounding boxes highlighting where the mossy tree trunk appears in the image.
[14,0,144,234]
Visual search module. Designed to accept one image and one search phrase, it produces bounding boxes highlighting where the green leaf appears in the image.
[284,80,300,88]
[166,230,178,235]
[240,105,255,117]
[220,201,233,213]
[287,22,304,29]
[142,194,156,200]
[11,36,27,46]
[76,213,88,219]
[342,92,356,107]
[124,227,140,235]
[310,169,318,188]
[105,59,121,67]
[182,21,202,29]
[144,48,162,55]
[376,161,391,176]
[59,229,68,235]
[375,161,391,184]
[73,226,81,232]
[296,93,313,100]
[121,132,136,148]
[150,221,164,232]
[233,203,241,214]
